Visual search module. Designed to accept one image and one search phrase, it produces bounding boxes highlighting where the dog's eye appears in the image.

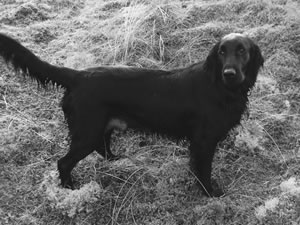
[238,48,246,55]
[218,49,225,56]
[218,46,226,56]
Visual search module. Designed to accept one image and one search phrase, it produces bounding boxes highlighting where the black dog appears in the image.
[0,33,263,197]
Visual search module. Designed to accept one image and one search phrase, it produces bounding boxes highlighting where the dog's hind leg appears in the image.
[57,139,94,188]
[57,115,108,188]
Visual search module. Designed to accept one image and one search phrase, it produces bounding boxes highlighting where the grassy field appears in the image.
[0,0,300,224]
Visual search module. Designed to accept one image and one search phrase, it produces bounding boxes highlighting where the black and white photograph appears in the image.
[0,0,299,224]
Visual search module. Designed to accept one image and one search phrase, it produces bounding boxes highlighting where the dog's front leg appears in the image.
[189,136,224,197]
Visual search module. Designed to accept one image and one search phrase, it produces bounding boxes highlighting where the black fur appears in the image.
[0,33,263,197]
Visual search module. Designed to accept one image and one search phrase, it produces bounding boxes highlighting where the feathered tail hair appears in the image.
[0,33,78,90]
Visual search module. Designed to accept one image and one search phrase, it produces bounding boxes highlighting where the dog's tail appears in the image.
[0,33,79,90]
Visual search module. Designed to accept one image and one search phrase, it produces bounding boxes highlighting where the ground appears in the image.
[0,0,299,224]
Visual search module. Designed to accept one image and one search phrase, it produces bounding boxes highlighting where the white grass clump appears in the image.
[280,177,300,196]
[235,121,266,151]
[255,177,300,220]
[255,197,279,219]
[40,170,103,217]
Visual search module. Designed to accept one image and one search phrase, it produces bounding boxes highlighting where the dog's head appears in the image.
[205,33,264,90]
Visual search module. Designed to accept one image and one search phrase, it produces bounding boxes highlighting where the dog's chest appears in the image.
[222,99,246,128]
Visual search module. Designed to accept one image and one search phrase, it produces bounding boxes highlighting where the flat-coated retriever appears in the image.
[0,33,263,197]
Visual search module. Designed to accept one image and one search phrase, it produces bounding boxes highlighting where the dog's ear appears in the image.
[246,41,264,88]
[204,41,222,82]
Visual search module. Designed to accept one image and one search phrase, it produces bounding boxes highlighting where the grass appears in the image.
[0,0,299,224]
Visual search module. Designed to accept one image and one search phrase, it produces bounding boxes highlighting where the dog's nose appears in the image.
[223,68,236,77]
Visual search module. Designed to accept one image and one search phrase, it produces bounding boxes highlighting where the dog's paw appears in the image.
[210,188,225,197]
[201,180,225,197]
[138,140,148,147]
[107,153,122,161]
[61,177,74,189]
[209,180,224,197]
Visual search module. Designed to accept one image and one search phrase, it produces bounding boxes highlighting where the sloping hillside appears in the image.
[0,0,299,224]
